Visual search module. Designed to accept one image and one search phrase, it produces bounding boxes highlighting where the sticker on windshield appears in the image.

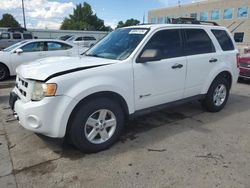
[129,29,147,35]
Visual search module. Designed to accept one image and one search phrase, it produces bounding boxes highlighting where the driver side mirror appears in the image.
[15,49,23,55]
[137,49,162,63]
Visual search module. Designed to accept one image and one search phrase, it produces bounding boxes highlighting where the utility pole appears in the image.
[21,0,26,29]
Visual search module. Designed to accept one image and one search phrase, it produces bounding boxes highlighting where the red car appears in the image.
[239,55,250,80]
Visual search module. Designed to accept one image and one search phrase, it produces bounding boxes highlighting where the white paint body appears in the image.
[12,24,239,138]
[0,39,88,76]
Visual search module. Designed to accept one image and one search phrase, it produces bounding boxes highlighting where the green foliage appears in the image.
[116,19,140,28]
[0,14,20,28]
[60,2,112,31]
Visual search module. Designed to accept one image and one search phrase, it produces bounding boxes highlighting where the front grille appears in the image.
[240,61,250,68]
[16,76,29,98]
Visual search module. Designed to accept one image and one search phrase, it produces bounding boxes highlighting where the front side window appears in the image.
[211,29,234,51]
[211,10,220,20]
[83,36,96,41]
[47,42,72,51]
[238,7,248,18]
[224,8,233,19]
[234,32,244,43]
[75,37,83,41]
[141,29,183,59]
[200,12,208,21]
[184,29,215,56]
[21,42,44,52]
[86,28,149,60]
[13,33,22,39]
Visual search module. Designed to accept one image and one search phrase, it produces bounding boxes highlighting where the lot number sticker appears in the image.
[129,29,147,35]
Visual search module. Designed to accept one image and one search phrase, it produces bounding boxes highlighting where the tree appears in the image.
[60,2,111,31]
[0,14,20,28]
[116,19,140,28]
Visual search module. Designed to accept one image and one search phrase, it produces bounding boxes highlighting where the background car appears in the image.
[0,30,33,50]
[239,55,250,80]
[66,36,97,48]
[0,39,87,81]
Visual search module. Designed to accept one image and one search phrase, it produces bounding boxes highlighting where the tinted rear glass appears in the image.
[211,29,234,51]
[184,29,215,56]
[23,34,32,39]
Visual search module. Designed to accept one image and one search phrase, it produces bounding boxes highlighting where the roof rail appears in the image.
[171,17,219,26]
[7,27,27,33]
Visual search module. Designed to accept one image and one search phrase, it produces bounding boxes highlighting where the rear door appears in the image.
[45,41,74,57]
[183,28,218,97]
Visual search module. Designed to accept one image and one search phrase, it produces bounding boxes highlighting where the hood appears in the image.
[16,56,117,81]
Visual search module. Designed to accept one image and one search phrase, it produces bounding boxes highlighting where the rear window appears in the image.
[211,29,235,51]
[184,29,215,56]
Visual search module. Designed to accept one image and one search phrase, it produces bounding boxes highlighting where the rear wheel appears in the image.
[202,77,230,112]
[68,97,124,153]
[0,64,9,81]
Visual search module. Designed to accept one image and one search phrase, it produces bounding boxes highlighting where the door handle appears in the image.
[209,58,218,63]
[172,64,183,69]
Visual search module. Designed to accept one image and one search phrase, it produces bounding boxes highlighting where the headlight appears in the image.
[31,82,57,101]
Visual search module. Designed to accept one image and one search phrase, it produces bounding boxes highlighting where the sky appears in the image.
[0,0,200,29]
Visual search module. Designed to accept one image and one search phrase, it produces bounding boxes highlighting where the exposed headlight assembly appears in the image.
[31,82,57,101]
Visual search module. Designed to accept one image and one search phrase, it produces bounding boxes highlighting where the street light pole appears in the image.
[21,0,26,29]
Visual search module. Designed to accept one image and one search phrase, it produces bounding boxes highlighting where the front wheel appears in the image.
[0,64,9,81]
[202,77,230,112]
[68,97,125,153]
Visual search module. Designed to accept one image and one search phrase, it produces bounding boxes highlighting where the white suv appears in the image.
[9,24,239,153]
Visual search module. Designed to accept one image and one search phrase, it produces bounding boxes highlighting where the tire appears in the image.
[68,97,125,153]
[202,76,230,112]
[0,64,9,81]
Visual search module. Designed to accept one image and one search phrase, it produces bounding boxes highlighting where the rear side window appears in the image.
[13,33,21,39]
[184,29,215,56]
[23,34,32,39]
[211,29,235,51]
[142,29,183,59]
[83,36,96,41]
[47,42,72,51]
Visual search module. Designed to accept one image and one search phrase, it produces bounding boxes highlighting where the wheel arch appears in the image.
[203,70,233,94]
[65,91,130,136]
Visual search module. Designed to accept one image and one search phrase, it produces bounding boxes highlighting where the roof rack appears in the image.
[170,17,219,26]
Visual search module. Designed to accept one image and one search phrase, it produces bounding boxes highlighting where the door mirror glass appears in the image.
[15,48,23,54]
[137,49,162,63]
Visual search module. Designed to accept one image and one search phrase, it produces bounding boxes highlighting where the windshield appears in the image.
[85,28,149,60]
[2,41,28,52]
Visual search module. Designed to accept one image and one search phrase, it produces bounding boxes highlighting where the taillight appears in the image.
[236,53,240,68]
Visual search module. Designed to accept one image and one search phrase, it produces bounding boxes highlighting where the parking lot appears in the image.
[0,80,250,188]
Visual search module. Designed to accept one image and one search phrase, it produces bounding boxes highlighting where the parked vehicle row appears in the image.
[0,30,33,50]
[9,23,239,153]
[66,35,97,48]
[239,55,250,80]
[0,39,88,80]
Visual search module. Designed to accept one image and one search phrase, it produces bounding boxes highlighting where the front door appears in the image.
[10,41,46,71]
[133,29,187,110]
